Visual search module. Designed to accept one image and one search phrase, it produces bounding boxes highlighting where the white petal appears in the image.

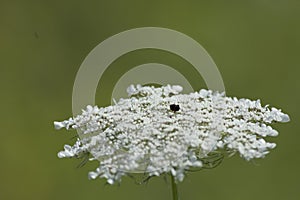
[54,121,65,129]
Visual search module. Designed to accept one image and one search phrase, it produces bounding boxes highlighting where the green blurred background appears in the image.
[1,0,299,199]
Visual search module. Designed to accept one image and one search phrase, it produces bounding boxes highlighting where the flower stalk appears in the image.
[171,174,179,200]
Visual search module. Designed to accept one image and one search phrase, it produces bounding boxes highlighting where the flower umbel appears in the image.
[55,85,289,184]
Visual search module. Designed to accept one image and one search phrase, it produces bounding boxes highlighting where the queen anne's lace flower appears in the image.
[54,84,289,184]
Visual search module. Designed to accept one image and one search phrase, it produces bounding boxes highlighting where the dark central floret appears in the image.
[170,104,180,112]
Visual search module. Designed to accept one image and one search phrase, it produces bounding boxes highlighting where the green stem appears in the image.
[171,174,179,200]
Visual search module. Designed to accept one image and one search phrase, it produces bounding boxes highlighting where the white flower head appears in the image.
[54,84,289,184]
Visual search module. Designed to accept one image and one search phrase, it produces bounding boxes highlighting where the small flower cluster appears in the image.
[55,85,289,184]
